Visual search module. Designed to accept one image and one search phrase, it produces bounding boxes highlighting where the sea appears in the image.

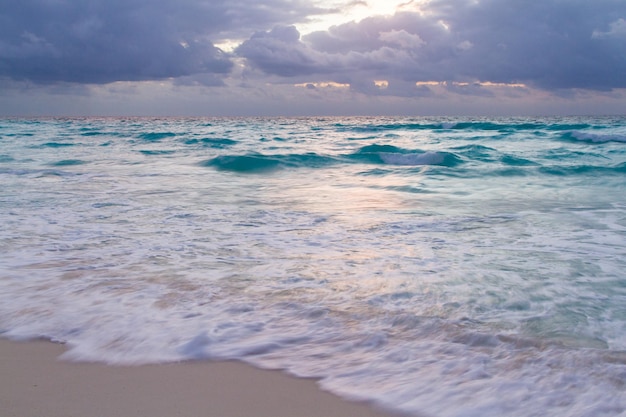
[1,116,625,417]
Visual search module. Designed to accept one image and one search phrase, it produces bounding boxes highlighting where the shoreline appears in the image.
[0,338,398,417]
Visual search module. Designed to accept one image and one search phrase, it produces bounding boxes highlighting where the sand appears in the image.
[0,338,398,417]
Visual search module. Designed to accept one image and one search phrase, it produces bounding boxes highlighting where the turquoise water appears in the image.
[1,117,625,416]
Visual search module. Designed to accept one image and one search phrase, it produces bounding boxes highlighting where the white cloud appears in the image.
[593,18,626,39]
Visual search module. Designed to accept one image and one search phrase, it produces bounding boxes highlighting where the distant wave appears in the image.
[337,120,594,133]
[539,162,626,176]
[139,150,176,156]
[565,131,626,143]
[49,159,87,166]
[138,132,177,141]
[184,137,238,148]
[40,142,75,148]
[0,168,79,177]
[80,130,106,136]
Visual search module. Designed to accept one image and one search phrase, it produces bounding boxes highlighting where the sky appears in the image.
[1,0,626,116]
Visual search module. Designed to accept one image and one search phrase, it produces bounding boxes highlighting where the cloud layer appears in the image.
[238,0,626,92]
[0,0,329,84]
[0,0,625,112]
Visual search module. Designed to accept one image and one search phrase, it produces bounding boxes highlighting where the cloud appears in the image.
[236,22,434,96]
[379,30,425,49]
[1,0,626,116]
[237,0,626,92]
[236,26,333,77]
[593,18,626,39]
[0,0,332,84]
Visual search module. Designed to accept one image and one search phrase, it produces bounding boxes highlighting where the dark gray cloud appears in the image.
[238,0,626,92]
[236,25,332,77]
[0,0,330,84]
[2,0,625,98]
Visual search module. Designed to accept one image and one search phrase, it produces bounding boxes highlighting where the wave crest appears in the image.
[203,146,458,173]
[201,153,336,173]
[565,131,626,143]
[353,144,460,167]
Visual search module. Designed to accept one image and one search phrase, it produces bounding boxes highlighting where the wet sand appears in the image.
[0,338,398,417]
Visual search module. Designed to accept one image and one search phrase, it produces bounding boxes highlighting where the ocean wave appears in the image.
[204,146,458,173]
[338,120,594,133]
[339,122,440,132]
[499,155,538,166]
[450,144,498,162]
[565,131,626,143]
[184,137,238,148]
[444,121,593,131]
[352,144,461,167]
[139,150,176,156]
[378,152,445,166]
[80,130,106,136]
[201,153,337,172]
[448,121,546,131]
[448,149,538,168]
[49,159,87,166]
[0,168,80,177]
[137,132,177,141]
[40,142,75,148]
[539,162,626,176]
[2,116,626,417]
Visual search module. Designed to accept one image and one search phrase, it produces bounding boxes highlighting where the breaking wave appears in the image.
[202,145,457,173]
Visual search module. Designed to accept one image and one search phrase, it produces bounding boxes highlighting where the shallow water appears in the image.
[1,116,625,416]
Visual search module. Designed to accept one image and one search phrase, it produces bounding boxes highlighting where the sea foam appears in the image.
[1,116,625,417]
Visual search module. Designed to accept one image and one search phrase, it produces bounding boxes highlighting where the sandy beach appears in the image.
[0,338,397,417]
